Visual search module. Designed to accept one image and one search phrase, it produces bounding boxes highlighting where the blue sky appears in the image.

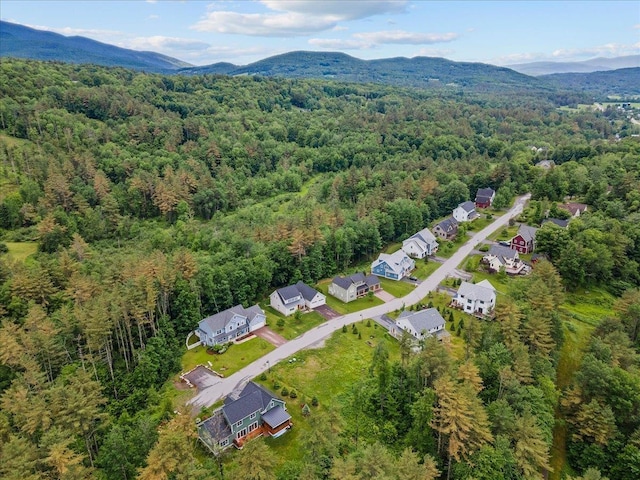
[2,1,639,66]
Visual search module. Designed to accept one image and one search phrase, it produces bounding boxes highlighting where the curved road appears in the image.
[188,194,530,409]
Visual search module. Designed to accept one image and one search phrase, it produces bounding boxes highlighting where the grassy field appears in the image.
[436,236,467,259]
[261,305,327,340]
[383,242,402,254]
[5,242,38,262]
[488,225,518,242]
[181,338,275,376]
[255,321,400,464]
[413,259,441,279]
[379,277,415,298]
[316,280,384,315]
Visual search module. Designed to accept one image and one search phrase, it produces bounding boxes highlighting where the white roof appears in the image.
[373,250,412,275]
[457,280,495,303]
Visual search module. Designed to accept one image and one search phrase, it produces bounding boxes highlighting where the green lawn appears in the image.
[436,237,467,259]
[559,287,615,327]
[5,242,38,262]
[379,277,415,298]
[316,280,384,315]
[466,216,493,231]
[413,259,441,279]
[489,225,518,241]
[262,305,327,340]
[181,338,275,376]
[255,321,400,464]
[384,242,402,254]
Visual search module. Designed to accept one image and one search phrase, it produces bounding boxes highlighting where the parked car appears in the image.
[408,276,418,282]
[499,240,511,246]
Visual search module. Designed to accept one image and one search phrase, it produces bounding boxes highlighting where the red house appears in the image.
[510,225,538,254]
[475,188,496,208]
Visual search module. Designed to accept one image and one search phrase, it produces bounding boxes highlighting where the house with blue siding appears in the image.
[198,382,292,451]
[196,304,266,347]
[371,250,415,281]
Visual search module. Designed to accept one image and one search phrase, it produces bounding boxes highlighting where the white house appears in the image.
[453,280,496,316]
[396,308,448,341]
[402,227,438,258]
[196,304,266,346]
[371,250,415,281]
[453,201,480,223]
[269,281,326,316]
[483,245,524,275]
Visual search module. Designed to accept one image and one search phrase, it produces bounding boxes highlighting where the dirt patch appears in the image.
[314,304,341,320]
[174,380,190,391]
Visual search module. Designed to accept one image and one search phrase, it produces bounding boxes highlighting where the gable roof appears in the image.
[294,281,321,302]
[199,410,232,443]
[457,280,496,303]
[373,250,412,274]
[457,201,476,213]
[222,381,278,425]
[397,308,445,334]
[200,305,248,333]
[487,244,518,261]
[276,285,302,303]
[516,225,538,242]
[435,217,458,232]
[542,218,569,228]
[475,188,495,202]
[558,203,587,216]
[409,227,437,245]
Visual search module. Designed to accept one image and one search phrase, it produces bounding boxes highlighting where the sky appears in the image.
[2,0,639,66]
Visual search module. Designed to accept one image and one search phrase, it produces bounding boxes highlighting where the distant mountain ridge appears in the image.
[508,55,640,76]
[1,20,638,96]
[0,21,192,71]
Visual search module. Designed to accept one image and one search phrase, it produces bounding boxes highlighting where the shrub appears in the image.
[302,404,311,416]
[277,318,285,329]
[260,373,267,381]
[281,387,289,397]
[274,381,281,390]
[289,389,297,399]
[311,396,319,407]
[358,332,362,339]
[366,319,371,327]
[0,243,8,254]
[342,325,347,333]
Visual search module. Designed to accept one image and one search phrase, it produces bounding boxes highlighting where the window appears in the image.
[235,420,243,428]
[250,412,257,420]
[220,439,229,447]
[249,422,258,432]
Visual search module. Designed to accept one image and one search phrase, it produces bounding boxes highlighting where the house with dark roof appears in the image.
[371,250,415,281]
[196,305,266,347]
[483,245,524,274]
[328,273,380,303]
[557,203,588,218]
[433,217,458,240]
[269,281,326,316]
[395,308,449,342]
[542,218,570,228]
[198,381,292,451]
[453,280,496,317]
[510,225,538,254]
[453,201,480,222]
[475,188,496,208]
[402,227,439,258]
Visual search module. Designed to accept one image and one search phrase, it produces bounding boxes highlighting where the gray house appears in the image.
[395,308,448,341]
[196,304,266,347]
[433,217,458,240]
[198,382,292,451]
[328,273,380,303]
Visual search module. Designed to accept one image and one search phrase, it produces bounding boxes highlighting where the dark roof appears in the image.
[458,201,476,212]
[436,217,458,232]
[276,285,302,303]
[476,187,495,199]
[365,274,380,287]
[222,382,278,424]
[261,405,291,429]
[332,272,367,290]
[488,244,518,260]
[295,281,320,302]
[542,218,569,228]
[516,225,538,242]
[199,410,232,443]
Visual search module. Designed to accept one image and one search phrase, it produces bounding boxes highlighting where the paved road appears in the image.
[188,194,530,409]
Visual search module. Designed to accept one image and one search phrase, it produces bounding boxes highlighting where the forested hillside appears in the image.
[0,58,639,480]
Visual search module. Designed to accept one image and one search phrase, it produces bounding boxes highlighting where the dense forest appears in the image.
[0,58,639,480]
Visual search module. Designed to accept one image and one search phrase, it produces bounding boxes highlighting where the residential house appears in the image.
[433,217,458,240]
[396,308,449,342]
[510,225,538,254]
[371,250,416,281]
[475,188,496,208]
[328,273,381,303]
[557,203,588,218]
[542,218,570,228]
[535,160,555,169]
[402,227,439,258]
[453,280,496,316]
[453,201,480,222]
[198,381,292,451]
[269,281,326,317]
[483,245,525,274]
[196,305,266,347]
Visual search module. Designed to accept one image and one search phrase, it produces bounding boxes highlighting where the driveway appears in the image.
[375,290,396,302]
[253,326,287,347]
[187,194,530,409]
[181,365,221,389]
[314,304,341,320]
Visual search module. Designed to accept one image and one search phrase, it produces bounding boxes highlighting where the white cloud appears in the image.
[633,24,640,29]
[129,36,211,52]
[551,42,640,59]
[353,30,458,45]
[147,15,160,20]
[492,52,547,65]
[308,38,370,50]
[192,0,408,37]
[25,24,122,38]
[414,47,455,58]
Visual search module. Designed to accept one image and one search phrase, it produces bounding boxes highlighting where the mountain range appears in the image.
[1,20,638,96]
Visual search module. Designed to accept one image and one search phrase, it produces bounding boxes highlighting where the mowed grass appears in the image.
[262,305,327,340]
[5,242,38,262]
[181,337,275,376]
[413,259,441,279]
[256,321,400,464]
[379,277,415,298]
[489,225,518,242]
